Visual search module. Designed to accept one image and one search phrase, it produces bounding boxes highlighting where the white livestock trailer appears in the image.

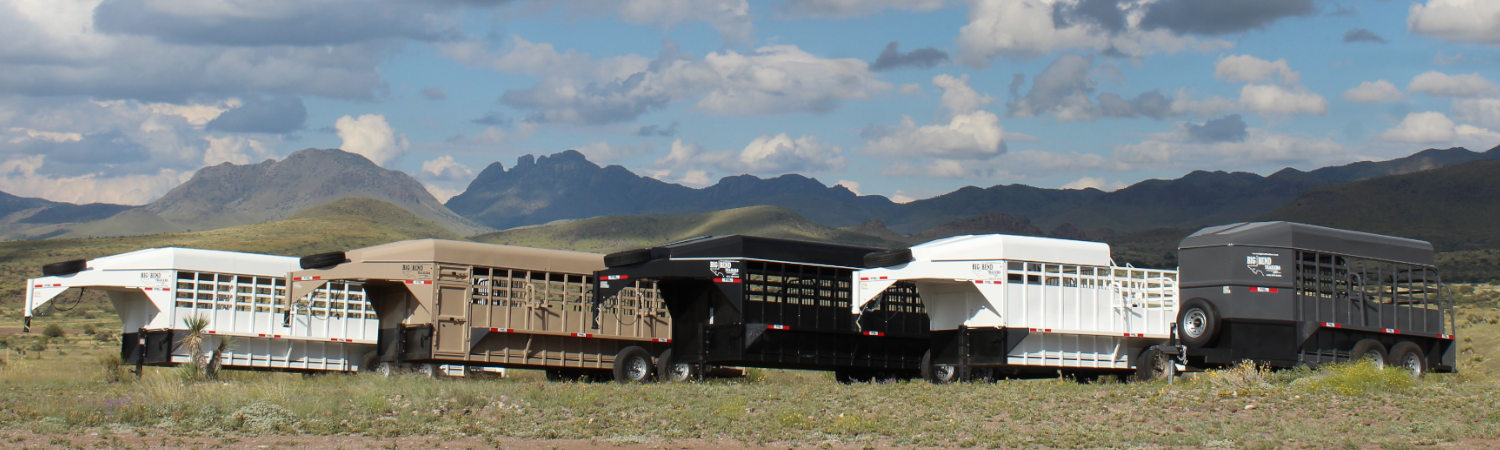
[24,247,380,373]
[853,234,1181,382]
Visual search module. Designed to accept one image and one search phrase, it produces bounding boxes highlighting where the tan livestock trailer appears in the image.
[286,239,672,382]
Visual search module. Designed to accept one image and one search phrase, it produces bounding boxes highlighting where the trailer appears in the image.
[287,239,671,382]
[1176,221,1455,375]
[594,235,928,382]
[852,234,1180,383]
[23,248,378,373]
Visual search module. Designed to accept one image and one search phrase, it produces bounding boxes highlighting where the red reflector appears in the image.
[258,334,266,337]
[1322,322,1342,328]
[489,328,513,333]
[1384,328,1400,335]
[206,331,216,334]
[653,338,671,343]
[294,276,321,281]
[767,324,789,330]
[1251,287,1279,293]
[603,275,628,281]
[716,277,742,283]
[863,331,884,336]
[571,333,593,338]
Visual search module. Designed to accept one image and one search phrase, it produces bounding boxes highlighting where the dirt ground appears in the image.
[0,429,873,449]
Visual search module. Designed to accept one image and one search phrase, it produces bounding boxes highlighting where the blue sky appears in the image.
[1,0,1498,206]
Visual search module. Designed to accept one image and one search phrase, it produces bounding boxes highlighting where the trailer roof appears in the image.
[628,235,886,268]
[909,234,1113,266]
[85,247,296,276]
[1179,221,1434,266]
[345,239,604,274]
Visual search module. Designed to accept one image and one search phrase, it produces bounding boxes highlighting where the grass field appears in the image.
[1,286,1497,447]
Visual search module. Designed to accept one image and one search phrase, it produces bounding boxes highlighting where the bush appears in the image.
[42,324,65,339]
[98,354,125,383]
[82,324,96,335]
[1298,360,1415,395]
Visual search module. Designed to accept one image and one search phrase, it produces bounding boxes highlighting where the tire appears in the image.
[376,361,397,377]
[863,248,913,268]
[357,350,380,374]
[1177,299,1220,347]
[656,349,698,383]
[920,350,957,384]
[414,363,438,378]
[1388,341,1426,377]
[613,346,653,383]
[604,248,652,267]
[1134,347,1171,382]
[299,251,347,270]
[41,259,87,276]
[1349,339,1388,369]
[545,369,569,381]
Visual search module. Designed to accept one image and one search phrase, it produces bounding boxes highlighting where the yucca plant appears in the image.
[178,315,209,383]
[206,336,234,381]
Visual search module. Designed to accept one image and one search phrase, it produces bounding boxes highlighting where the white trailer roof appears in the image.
[907,234,1113,267]
[84,247,297,275]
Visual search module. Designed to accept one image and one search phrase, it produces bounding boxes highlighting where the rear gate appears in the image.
[435,265,471,358]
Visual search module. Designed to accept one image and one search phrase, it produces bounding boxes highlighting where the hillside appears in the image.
[0,191,131,240]
[471,205,906,253]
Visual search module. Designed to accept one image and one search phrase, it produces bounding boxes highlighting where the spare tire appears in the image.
[604,248,652,267]
[41,259,87,276]
[299,251,347,270]
[863,248,913,268]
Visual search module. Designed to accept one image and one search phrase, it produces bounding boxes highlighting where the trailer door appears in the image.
[434,266,472,358]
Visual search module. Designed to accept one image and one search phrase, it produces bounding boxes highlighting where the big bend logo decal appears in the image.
[1245,252,1283,278]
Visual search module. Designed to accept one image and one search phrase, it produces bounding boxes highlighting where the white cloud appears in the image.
[1115,128,1346,166]
[835,179,861,194]
[1379,111,1456,143]
[737,133,843,173]
[1407,71,1500,97]
[1456,124,1500,150]
[574,141,653,164]
[779,0,946,18]
[0,154,190,204]
[420,155,474,180]
[1215,54,1299,85]
[954,0,1229,65]
[582,0,754,44]
[202,135,271,166]
[1238,84,1327,115]
[7,127,82,144]
[697,45,890,115]
[899,83,924,96]
[1408,0,1500,45]
[1062,176,1126,191]
[1453,98,1500,129]
[933,73,993,116]
[1341,80,1405,103]
[440,36,651,81]
[863,111,1006,159]
[335,114,407,166]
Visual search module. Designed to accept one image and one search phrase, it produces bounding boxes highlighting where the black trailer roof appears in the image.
[1179,221,1434,266]
[615,235,886,268]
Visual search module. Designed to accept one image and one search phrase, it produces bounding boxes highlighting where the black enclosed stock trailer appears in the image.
[594,236,929,382]
[1176,222,1456,375]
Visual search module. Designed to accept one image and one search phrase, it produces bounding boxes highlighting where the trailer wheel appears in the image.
[415,363,438,378]
[1178,299,1220,347]
[1389,341,1426,377]
[545,369,570,381]
[41,259,87,276]
[656,349,697,383]
[604,249,652,267]
[613,346,653,383]
[1349,339,1388,369]
[920,350,957,384]
[376,361,397,377]
[357,350,380,374]
[1134,347,1171,381]
[299,251,347,270]
[862,248,913,268]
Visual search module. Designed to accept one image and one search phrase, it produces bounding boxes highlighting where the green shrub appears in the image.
[98,353,125,383]
[42,324,64,339]
[1298,360,1415,395]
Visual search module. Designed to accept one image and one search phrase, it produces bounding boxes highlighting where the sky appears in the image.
[1,0,1498,206]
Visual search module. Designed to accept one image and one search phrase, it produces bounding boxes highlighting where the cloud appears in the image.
[1097,90,1174,119]
[1408,0,1500,45]
[1379,111,1456,143]
[1453,98,1500,129]
[205,96,307,134]
[421,86,447,100]
[636,121,679,137]
[779,0,946,18]
[1115,127,1346,166]
[590,0,754,44]
[90,0,457,46]
[656,134,844,175]
[956,0,1236,65]
[870,41,950,71]
[1214,54,1299,85]
[1342,28,1387,44]
[471,111,512,126]
[1456,124,1500,150]
[440,35,651,81]
[1407,71,1500,98]
[1062,176,1127,191]
[1238,84,1327,115]
[1140,0,1316,35]
[862,111,1006,159]
[500,73,674,125]
[1341,80,1405,103]
[1052,0,1128,34]
[335,114,407,166]
[202,135,273,166]
[1008,54,1096,120]
[899,83,925,95]
[1185,114,1248,143]
[574,141,654,164]
[0,154,191,205]
[835,179,861,195]
[933,74,993,116]
[421,155,474,180]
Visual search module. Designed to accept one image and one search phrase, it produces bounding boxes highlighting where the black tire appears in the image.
[299,251,347,270]
[604,248,652,267]
[863,248,913,268]
[1350,339,1388,369]
[613,346,653,383]
[41,259,87,276]
[1388,341,1425,377]
[1134,347,1171,382]
[357,350,380,374]
[545,369,569,381]
[1177,299,1220,347]
[920,350,957,384]
[656,349,698,383]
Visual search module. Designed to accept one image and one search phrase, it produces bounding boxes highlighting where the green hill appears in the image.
[471,205,905,253]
